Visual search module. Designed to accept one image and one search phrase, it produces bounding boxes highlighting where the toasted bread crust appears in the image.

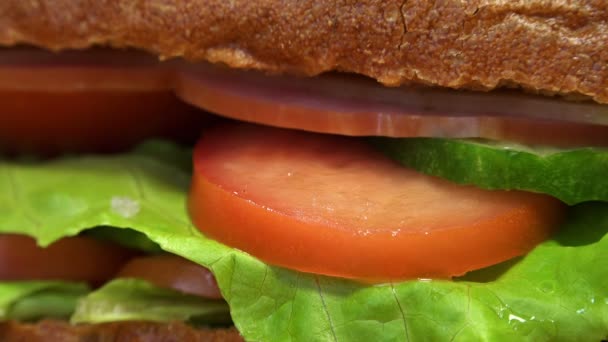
[0,320,244,342]
[1,0,607,103]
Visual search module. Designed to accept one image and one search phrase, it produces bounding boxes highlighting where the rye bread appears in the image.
[1,0,607,103]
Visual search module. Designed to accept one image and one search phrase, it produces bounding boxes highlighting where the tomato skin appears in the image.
[117,255,222,299]
[189,124,565,281]
[0,235,137,285]
[0,90,209,155]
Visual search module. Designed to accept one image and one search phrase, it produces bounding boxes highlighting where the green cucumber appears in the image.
[373,138,608,204]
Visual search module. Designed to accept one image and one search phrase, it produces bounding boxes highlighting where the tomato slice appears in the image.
[0,235,137,285]
[178,66,608,147]
[189,124,564,281]
[117,255,222,299]
[0,90,209,154]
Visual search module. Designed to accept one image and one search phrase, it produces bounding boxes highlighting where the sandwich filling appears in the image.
[0,48,606,341]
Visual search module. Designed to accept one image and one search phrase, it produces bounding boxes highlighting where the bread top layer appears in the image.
[1,0,607,104]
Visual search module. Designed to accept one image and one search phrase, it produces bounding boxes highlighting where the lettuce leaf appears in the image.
[72,278,230,325]
[0,282,88,321]
[0,142,606,341]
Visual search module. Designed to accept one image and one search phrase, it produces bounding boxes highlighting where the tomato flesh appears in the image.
[190,124,564,281]
[0,235,137,285]
[0,90,210,154]
[117,255,222,299]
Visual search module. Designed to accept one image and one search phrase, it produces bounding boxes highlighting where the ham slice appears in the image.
[2,48,607,146]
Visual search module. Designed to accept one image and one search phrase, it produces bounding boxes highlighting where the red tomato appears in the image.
[0,90,209,154]
[117,255,222,299]
[0,235,137,285]
[189,124,564,281]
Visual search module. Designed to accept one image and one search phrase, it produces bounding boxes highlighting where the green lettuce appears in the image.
[0,282,88,321]
[72,278,231,325]
[0,142,606,341]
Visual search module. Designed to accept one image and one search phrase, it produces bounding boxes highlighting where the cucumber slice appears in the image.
[373,138,608,204]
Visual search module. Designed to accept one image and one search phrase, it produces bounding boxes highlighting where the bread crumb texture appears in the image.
[0,320,244,342]
[1,0,607,103]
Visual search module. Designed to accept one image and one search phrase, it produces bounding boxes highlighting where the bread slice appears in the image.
[1,0,607,103]
[0,320,243,342]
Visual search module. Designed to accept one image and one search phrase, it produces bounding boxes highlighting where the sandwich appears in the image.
[0,1,607,341]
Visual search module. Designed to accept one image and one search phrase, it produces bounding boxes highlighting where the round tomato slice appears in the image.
[0,90,209,154]
[189,124,564,281]
[178,67,608,147]
[117,255,222,299]
[0,235,137,285]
